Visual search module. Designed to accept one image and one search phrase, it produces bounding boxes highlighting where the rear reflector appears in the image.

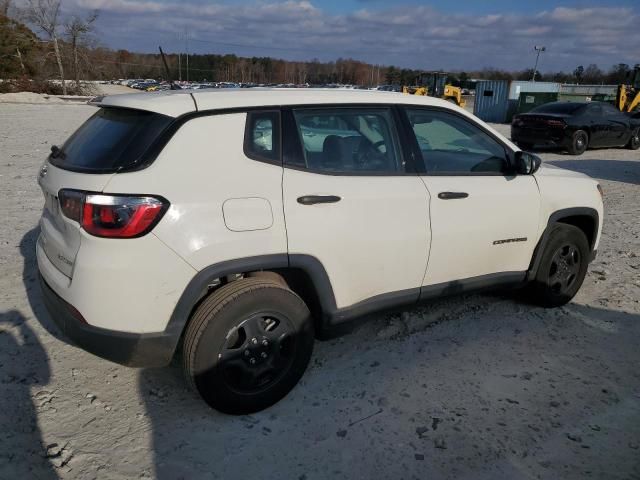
[58,189,169,238]
[59,189,84,222]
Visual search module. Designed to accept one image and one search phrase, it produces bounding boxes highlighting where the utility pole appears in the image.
[176,32,182,81]
[185,30,190,82]
[178,31,190,82]
[532,45,546,82]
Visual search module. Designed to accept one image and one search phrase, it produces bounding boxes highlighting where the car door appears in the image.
[281,106,431,311]
[600,103,632,146]
[583,103,606,147]
[401,107,541,289]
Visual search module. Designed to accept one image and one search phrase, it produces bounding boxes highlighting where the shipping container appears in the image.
[472,81,617,123]
[509,81,560,100]
[516,92,559,114]
[473,80,510,123]
[558,84,617,103]
[559,84,617,96]
[506,82,560,121]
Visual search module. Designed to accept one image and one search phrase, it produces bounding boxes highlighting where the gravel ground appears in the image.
[1,103,639,480]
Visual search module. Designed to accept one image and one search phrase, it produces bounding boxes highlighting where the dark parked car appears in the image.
[511,101,640,155]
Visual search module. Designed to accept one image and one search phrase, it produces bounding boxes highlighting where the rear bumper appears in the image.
[40,274,177,367]
[511,126,569,147]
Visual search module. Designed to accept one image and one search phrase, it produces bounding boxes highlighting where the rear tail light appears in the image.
[546,119,566,128]
[58,189,169,238]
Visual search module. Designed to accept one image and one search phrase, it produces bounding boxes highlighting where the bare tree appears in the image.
[65,10,97,90]
[1,0,12,15]
[22,0,66,94]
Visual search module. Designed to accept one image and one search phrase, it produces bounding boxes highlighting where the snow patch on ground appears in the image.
[0,92,67,104]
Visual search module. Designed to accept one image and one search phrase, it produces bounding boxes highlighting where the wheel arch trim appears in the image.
[163,253,337,353]
[527,207,599,279]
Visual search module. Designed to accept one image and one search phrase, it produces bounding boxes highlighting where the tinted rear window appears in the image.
[530,103,584,114]
[50,108,172,173]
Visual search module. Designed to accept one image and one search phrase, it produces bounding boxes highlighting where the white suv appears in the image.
[37,89,603,414]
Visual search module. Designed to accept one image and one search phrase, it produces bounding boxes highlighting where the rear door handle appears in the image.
[297,195,342,205]
[438,191,469,200]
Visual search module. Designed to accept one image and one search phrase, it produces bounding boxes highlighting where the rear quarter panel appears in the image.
[102,113,288,271]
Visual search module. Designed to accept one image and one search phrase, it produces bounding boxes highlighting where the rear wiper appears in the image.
[50,145,66,159]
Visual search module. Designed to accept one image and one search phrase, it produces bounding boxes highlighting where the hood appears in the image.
[534,162,593,181]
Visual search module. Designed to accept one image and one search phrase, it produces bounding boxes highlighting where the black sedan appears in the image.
[511,101,640,155]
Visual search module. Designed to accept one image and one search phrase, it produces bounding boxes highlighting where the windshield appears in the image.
[530,103,584,115]
[50,107,172,173]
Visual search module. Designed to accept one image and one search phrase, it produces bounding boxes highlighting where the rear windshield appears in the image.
[530,103,584,114]
[50,107,172,173]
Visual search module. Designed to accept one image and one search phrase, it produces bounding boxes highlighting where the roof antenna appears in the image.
[159,46,181,90]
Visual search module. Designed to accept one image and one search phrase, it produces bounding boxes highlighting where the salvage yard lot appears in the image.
[1,103,639,479]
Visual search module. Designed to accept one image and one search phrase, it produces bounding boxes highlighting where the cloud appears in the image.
[62,1,638,71]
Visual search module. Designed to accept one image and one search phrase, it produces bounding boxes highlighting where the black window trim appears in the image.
[281,104,418,177]
[243,109,282,166]
[107,102,518,176]
[398,105,517,177]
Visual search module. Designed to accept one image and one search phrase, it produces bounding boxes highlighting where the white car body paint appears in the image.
[223,198,274,232]
[282,169,431,308]
[419,175,541,286]
[37,89,603,338]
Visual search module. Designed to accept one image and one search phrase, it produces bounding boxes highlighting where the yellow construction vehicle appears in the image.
[402,71,466,108]
[615,65,640,112]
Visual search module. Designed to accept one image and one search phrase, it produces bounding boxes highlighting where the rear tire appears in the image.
[627,127,640,150]
[183,277,314,414]
[567,130,588,155]
[524,224,590,308]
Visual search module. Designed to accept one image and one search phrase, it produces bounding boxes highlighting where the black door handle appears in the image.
[297,195,342,205]
[438,191,469,200]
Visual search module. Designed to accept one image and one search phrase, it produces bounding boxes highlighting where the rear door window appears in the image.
[50,108,172,173]
[587,104,603,116]
[291,108,404,174]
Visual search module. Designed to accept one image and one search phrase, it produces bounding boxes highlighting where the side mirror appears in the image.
[514,151,541,175]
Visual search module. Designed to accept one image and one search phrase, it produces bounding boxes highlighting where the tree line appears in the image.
[1,0,636,95]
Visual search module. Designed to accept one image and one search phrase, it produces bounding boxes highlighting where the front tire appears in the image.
[525,224,590,308]
[627,127,640,150]
[183,277,314,414]
[567,130,588,155]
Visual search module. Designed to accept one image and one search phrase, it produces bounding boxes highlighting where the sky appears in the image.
[55,0,639,72]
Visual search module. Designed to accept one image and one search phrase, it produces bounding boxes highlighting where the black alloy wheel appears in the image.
[627,128,640,150]
[218,311,297,394]
[547,244,581,296]
[568,130,588,155]
[523,224,590,308]
[183,277,314,414]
